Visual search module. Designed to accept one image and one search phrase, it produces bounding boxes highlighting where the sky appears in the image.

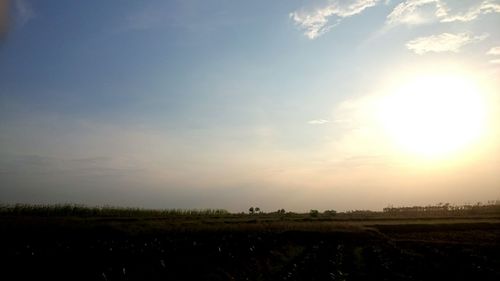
[0,0,499,212]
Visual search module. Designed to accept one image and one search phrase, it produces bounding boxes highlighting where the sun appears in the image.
[377,73,488,159]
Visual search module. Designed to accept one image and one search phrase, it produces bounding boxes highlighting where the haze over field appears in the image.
[1,0,499,212]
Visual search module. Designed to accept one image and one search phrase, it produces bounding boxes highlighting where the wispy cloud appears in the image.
[0,154,141,178]
[487,46,500,56]
[0,0,8,37]
[387,0,500,26]
[387,0,447,25]
[14,0,35,27]
[488,46,500,64]
[308,119,329,125]
[290,0,381,39]
[126,4,167,31]
[406,32,488,55]
[1,0,35,37]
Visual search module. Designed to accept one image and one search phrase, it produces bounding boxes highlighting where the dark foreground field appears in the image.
[1,215,500,281]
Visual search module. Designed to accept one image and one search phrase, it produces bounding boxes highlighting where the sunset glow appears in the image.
[1,0,499,211]
[377,73,488,159]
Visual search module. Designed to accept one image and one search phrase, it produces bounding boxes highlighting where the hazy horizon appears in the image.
[1,0,499,212]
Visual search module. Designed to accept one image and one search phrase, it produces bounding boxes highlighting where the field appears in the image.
[1,205,500,281]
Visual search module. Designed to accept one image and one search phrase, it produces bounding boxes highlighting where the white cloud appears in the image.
[387,0,500,26]
[290,0,381,39]
[387,0,447,25]
[487,46,500,56]
[308,119,329,125]
[490,59,500,64]
[441,0,500,22]
[406,32,488,55]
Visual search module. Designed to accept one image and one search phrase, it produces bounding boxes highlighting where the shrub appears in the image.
[309,209,319,217]
[323,210,337,216]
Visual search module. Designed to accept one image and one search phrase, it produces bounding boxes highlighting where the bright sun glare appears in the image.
[377,73,488,159]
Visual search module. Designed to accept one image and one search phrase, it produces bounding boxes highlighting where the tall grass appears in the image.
[1,201,499,218]
[0,203,229,217]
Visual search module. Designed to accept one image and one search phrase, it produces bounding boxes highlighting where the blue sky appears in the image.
[1,0,500,211]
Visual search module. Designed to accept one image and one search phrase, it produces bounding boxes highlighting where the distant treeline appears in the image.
[382,202,500,216]
[0,204,229,217]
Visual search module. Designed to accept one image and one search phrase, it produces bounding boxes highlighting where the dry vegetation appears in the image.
[1,203,500,280]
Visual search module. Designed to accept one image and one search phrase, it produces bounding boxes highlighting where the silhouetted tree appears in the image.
[249,207,254,214]
[309,209,319,217]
